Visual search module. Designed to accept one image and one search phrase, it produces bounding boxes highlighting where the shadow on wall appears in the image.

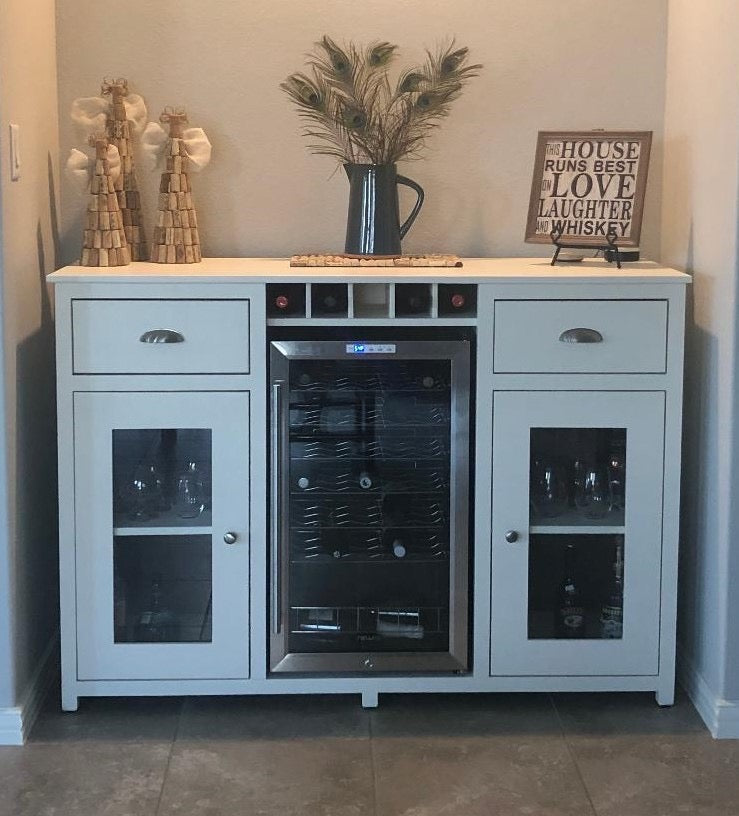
[677,223,716,669]
[48,152,61,271]
[724,174,739,700]
[10,157,61,684]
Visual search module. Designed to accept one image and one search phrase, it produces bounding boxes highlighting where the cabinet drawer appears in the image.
[493,300,668,374]
[72,299,250,374]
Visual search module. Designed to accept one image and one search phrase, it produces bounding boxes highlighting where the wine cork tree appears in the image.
[150,108,202,264]
[101,78,147,261]
[80,133,131,267]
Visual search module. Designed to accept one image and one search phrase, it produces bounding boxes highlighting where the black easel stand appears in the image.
[549,227,623,269]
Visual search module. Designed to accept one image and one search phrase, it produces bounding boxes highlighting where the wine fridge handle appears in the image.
[271,381,282,634]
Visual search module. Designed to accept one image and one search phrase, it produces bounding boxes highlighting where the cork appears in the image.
[149,107,204,264]
[101,77,147,259]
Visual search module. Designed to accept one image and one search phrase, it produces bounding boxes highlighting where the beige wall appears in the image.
[0,0,60,708]
[661,0,739,702]
[57,0,668,263]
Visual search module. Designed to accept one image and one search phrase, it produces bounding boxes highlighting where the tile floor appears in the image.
[1,690,738,816]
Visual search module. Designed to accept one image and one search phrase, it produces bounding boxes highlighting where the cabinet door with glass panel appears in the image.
[490,391,665,677]
[74,391,250,680]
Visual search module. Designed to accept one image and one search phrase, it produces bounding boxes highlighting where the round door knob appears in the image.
[223,531,238,545]
[505,530,519,543]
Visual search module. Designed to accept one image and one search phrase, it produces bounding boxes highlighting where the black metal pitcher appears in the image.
[344,163,424,255]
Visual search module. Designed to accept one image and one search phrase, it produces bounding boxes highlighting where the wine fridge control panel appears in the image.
[266,282,477,321]
[345,343,397,354]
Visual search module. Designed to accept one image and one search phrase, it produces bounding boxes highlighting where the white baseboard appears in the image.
[678,650,739,739]
[0,633,59,746]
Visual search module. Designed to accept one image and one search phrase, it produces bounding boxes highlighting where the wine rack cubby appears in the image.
[267,282,478,322]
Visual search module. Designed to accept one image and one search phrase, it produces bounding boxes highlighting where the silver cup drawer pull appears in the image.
[139,329,185,344]
[558,327,603,344]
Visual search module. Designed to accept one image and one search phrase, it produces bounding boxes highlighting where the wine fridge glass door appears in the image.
[269,340,470,674]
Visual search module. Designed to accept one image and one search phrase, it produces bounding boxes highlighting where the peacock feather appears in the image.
[281,37,481,165]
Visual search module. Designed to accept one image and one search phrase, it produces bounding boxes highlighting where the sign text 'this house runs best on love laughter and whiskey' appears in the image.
[525,131,652,247]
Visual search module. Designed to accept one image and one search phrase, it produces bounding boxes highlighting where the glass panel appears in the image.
[286,358,451,654]
[528,534,624,640]
[114,534,212,643]
[529,428,626,527]
[113,429,212,528]
[527,427,626,640]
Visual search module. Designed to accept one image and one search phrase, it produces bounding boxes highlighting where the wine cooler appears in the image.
[269,337,471,673]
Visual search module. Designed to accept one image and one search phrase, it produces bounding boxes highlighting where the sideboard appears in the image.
[48,257,689,710]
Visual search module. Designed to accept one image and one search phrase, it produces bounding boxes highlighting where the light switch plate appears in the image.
[9,123,21,181]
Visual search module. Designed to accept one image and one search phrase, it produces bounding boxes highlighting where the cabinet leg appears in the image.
[656,685,675,707]
[361,690,379,709]
[61,687,79,712]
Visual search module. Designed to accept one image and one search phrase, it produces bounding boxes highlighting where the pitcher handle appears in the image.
[396,175,425,239]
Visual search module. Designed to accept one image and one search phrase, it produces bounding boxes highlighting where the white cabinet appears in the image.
[74,391,251,680]
[490,390,665,677]
[49,260,687,709]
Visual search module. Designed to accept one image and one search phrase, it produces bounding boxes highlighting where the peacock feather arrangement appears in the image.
[281,37,481,166]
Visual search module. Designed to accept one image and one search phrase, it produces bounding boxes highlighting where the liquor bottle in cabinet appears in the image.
[113,572,127,636]
[600,544,624,638]
[135,574,178,642]
[557,544,585,638]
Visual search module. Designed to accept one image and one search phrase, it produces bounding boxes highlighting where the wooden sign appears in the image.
[525,131,652,247]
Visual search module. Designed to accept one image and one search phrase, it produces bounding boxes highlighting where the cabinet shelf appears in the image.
[530,524,625,536]
[529,508,625,536]
[114,524,214,537]
[113,509,212,537]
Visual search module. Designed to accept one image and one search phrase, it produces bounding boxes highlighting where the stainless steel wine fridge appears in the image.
[269,338,471,673]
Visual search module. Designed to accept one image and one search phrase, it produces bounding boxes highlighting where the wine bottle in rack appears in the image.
[438,283,477,316]
[266,283,306,317]
[358,470,374,490]
[396,283,432,316]
[312,283,348,317]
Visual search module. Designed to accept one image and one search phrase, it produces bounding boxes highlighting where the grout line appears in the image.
[548,693,600,816]
[153,698,184,816]
[367,708,379,816]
